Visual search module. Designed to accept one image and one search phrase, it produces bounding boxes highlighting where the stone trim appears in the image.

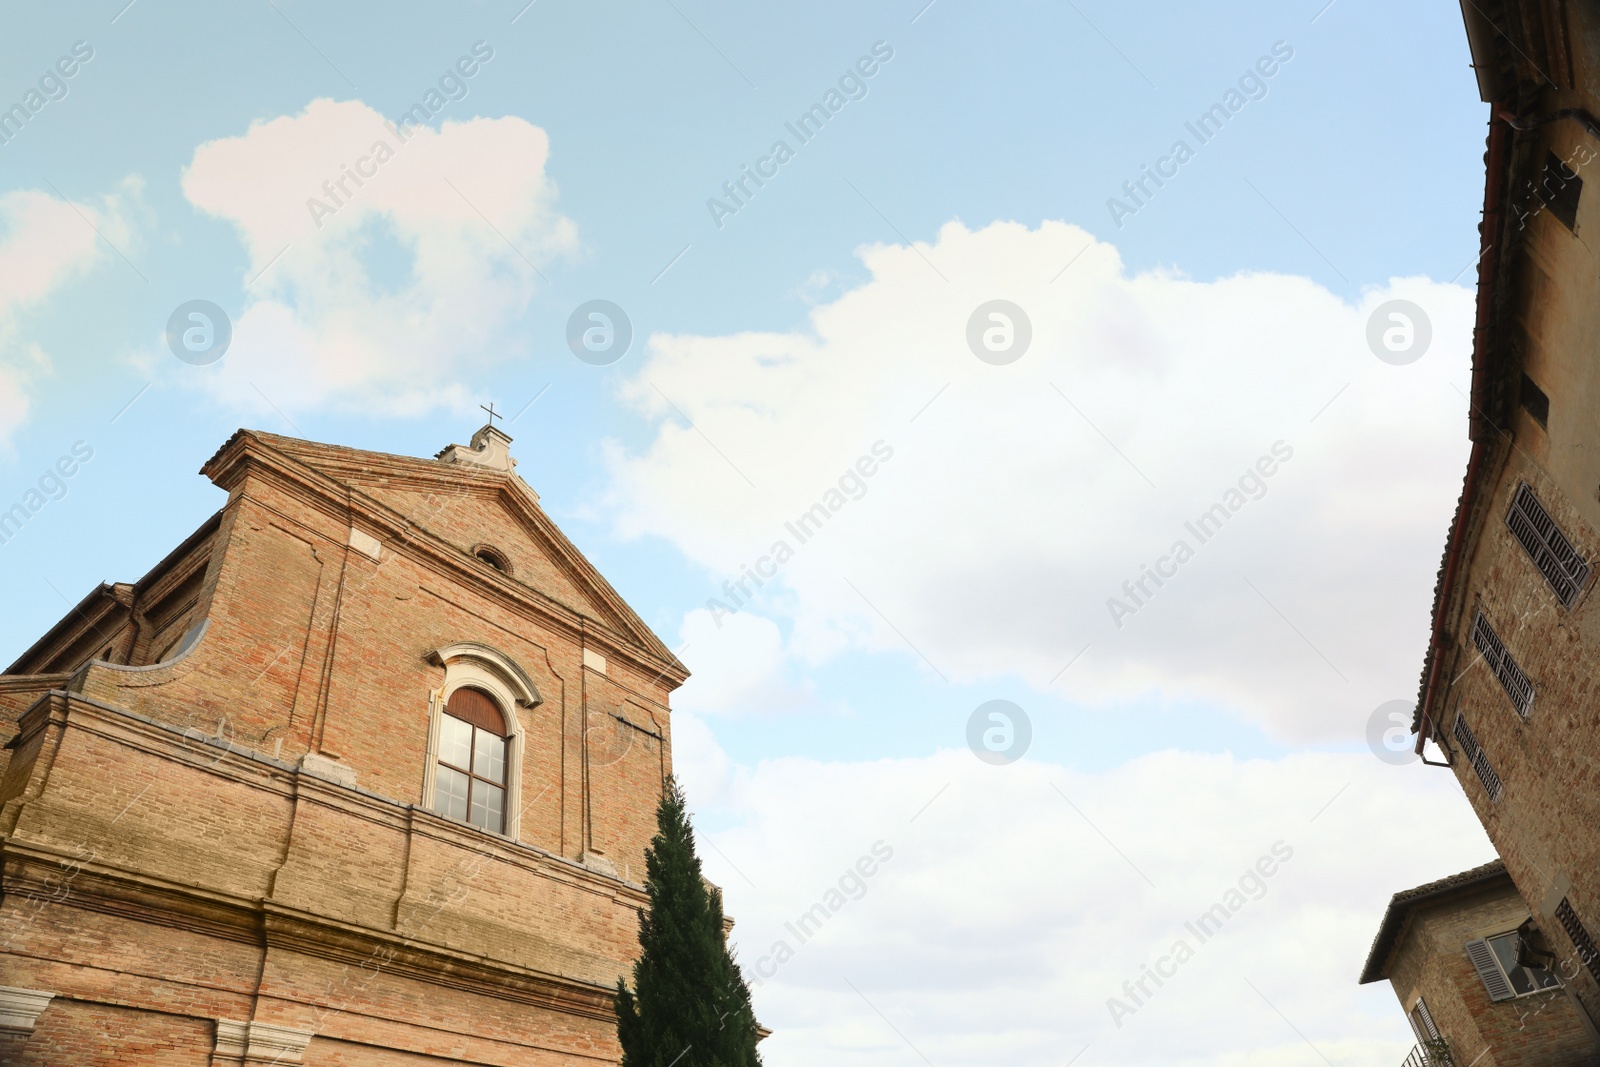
[437,424,516,472]
[0,985,55,1033]
[299,751,358,789]
[215,1019,316,1063]
[421,644,543,842]
[7,694,643,893]
[427,642,542,707]
[347,525,382,561]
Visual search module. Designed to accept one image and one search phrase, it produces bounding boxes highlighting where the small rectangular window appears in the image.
[1538,152,1582,232]
[1453,712,1504,803]
[1507,482,1590,606]
[1520,374,1550,428]
[1472,611,1536,718]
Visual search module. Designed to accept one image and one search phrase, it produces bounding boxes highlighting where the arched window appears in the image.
[432,686,508,833]
[424,642,540,839]
[473,545,511,575]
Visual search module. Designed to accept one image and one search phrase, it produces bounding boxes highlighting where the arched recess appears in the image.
[421,642,543,839]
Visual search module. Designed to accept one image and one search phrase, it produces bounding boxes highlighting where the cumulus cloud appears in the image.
[604,220,1474,740]
[676,731,1493,1067]
[181,97,576,415]
[0,185,135,447]
[673,608,833,719]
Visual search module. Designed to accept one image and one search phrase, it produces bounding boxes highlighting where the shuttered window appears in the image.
[1466,938,1517,1001]
[1452,713,1503,804]
[1472,611,1535,718]
[1556,898,1600,985]
[1487,931,1561,995]
[1408,997,1441,1042]
[1464,931,1563,1002]
[1506,483,1590,606]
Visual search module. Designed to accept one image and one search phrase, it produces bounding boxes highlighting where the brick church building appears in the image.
[0,424,688,1064]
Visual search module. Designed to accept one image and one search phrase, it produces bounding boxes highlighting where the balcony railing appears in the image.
[1401,1040,1456,1067]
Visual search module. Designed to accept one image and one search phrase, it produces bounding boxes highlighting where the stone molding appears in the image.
[215,1019,316,1063]
[0,985,55,1032]
[427,642,543,707]
[298,751,358,789]
[437,424,516,472]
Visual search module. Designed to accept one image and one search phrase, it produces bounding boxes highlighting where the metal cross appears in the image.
[480,402,501,427]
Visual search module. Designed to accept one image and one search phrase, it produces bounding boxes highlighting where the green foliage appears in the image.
[615,776,762,1067]
[1423,1038,1456,1066]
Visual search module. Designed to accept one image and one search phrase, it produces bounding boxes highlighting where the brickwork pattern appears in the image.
[1383,881,1594,1066]
[0,430,689,1064]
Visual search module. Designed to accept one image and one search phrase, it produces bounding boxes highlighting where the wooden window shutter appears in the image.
[446,687,507,736]
[1465,939,1516,1002]
[1555,898,1600,985]
[1471,611,1536,718]
[1409,997,1441,1042]
[1452,712,1504,803]
[1507,483,1591,606]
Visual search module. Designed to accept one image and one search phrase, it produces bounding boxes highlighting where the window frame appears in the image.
[1408,995,1441,1043]
[422,650,533,841]
[1471,930,1564,999]
[470,543,513,576]
[434,689,510,834]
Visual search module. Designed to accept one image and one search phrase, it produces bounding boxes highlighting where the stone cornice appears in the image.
[261,904,622,1020]
[0,847,625,1020]
[0,851,624,1023]
[1,691,652,1016]
[8,691,650,898]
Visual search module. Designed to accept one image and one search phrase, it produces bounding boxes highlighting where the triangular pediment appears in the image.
[201,429,682,677]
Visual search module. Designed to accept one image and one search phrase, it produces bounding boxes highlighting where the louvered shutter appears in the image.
[1471,611,1536,718]
[1453,713,1504,803]
[1409,997,1442,1042]
[1466,938,1517,1002]
[1555,898,1600,984]
[1506,483,1592,606]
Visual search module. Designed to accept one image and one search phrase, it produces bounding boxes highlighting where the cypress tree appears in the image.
[615,776,762,1067]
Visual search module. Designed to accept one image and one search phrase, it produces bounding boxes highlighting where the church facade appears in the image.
[0,425,686,1064]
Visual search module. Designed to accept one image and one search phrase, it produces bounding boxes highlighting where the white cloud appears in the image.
[0,185,134,447]
[676,730,1494,1067]
[674,607,832,719]
[181,97,576,415]
[605,220,1474,740]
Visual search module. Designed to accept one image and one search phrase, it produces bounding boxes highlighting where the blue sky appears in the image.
[1,2,1500,1063]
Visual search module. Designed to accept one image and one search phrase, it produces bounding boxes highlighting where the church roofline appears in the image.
[4,509,223,676]
[199,429,688,687]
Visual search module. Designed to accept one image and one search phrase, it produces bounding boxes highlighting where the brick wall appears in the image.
[0,429,689,1064]
[1423,8,1600,1039]
[1385,882,1594,1066]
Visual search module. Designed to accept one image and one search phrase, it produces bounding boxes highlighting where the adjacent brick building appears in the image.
[0,424,689,1064]
[1405,0,1600,1057]
[1362,860,1597,1065]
